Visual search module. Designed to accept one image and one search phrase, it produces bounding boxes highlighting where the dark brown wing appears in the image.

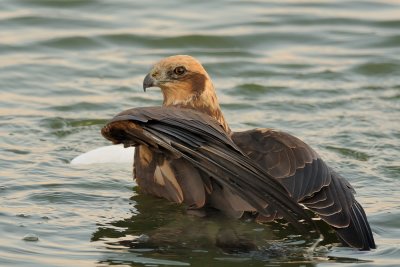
[101,106,316,234]
[232,129,375,250]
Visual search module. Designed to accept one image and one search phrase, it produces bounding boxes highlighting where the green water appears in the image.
[1,0,399,266]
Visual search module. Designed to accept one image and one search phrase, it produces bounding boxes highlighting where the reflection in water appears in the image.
[90,189,365,266]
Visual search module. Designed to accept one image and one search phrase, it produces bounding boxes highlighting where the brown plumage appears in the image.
[102,55,375,250]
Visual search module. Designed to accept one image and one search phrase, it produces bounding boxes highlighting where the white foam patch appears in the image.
[71,144,135,165]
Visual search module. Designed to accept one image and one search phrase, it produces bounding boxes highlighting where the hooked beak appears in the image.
[143,73,155,92]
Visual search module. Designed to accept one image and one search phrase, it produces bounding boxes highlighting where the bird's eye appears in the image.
[173,66,186,76]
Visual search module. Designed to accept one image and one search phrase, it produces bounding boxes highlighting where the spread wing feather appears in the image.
[231,129,375,250]
[102,107,316,234]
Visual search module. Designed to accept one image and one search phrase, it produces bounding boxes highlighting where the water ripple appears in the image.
[1,0,399,266]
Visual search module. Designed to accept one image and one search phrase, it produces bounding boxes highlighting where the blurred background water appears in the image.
[0,0,399,266]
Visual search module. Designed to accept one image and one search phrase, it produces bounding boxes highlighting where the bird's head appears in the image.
[143,55,231,133]
[143,55,215,106]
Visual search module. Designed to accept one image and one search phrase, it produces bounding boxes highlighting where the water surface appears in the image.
[1,0,399,266]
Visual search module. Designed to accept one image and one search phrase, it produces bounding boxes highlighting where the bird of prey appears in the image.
[101,55,376,250]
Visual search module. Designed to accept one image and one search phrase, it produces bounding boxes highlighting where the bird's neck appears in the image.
[162,85,231,134]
